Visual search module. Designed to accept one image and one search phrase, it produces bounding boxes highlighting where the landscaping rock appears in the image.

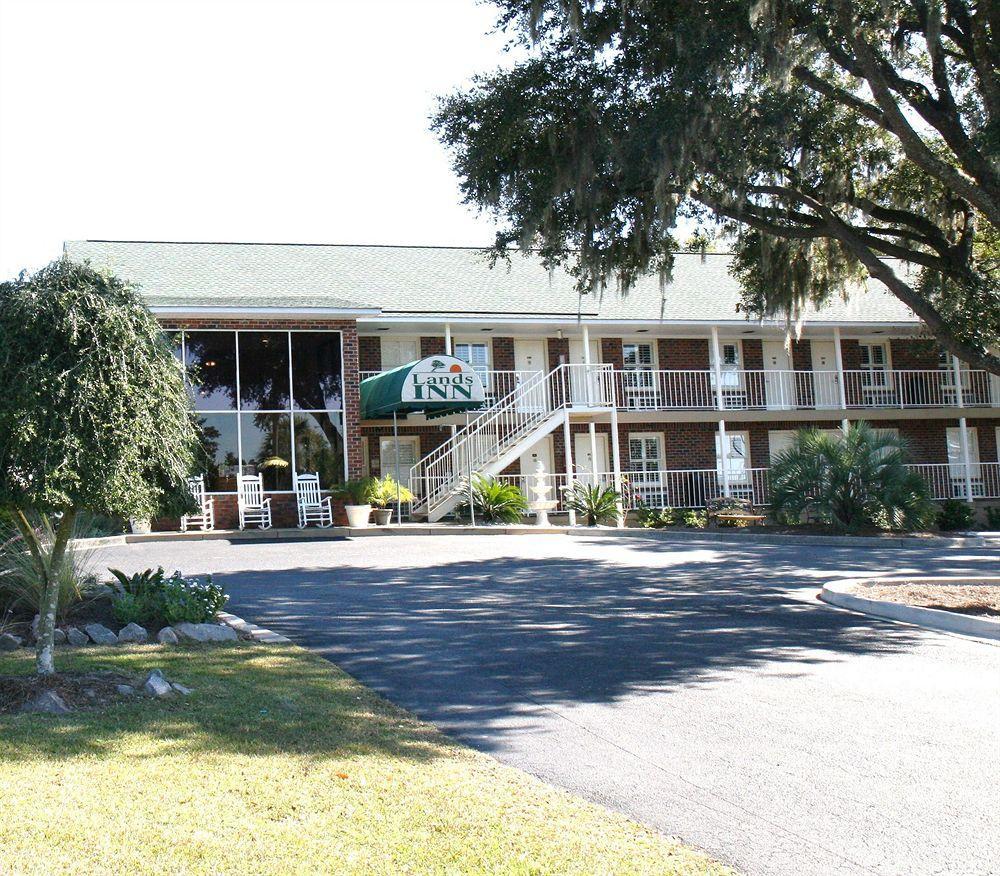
[0,633,23,651]
[65,627,89,646]
[143,670,173,698]
[84,623,118,645]
[172,622,237,643]
[171,682,194,696]
[21,690,71,715]
[53,628,66,645]
[156,627,179,645]
[116,684,136,696]
[117,623,148,644]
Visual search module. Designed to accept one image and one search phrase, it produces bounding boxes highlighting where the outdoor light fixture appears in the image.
[636,328,649,333]
[481,327,493,332]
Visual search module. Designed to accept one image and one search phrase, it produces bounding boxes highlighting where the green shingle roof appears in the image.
[63,240,920,324]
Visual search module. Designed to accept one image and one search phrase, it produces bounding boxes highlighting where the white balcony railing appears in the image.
[433,462,999,517]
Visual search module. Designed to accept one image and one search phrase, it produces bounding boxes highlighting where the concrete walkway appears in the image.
[95,533,1000,876]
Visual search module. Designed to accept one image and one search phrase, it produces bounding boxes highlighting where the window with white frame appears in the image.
[453,341,490,378]
[169,330,346,493]
[711,341,742,388]
[859,342,889,387]
[622,342,656,402]
[715,431,750,483]
[622,342,654,370]
[380,437,419,490]
[628,434,663,473]
[946,426,982,496]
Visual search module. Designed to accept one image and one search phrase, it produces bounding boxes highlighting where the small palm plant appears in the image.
[370,475,416,508]
[564,481,621,526]
[456,475,528,524]
[769,422,935,532]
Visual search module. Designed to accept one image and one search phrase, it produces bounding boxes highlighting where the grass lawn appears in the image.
[0,643,730,875]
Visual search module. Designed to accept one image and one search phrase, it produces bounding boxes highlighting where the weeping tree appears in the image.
[433,0,999,373]
[0,259,198,675]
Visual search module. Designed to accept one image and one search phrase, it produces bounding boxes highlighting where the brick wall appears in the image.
[547,337,569,370]
[420,336,446,357]
[658,338,710,369]
[493,336,515,370]
[791,339,812,371]
[358,335,381,372]
[742,339,764,370]
[601,337,624,369]
[891,338,940,370]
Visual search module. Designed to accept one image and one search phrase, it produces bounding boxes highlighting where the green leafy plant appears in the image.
[108,567,168,626]
[936,499,975,532]
[681,509,707,529]
[986,507,1000,530]
[638,506,677,528]
[563,481,621,526]
[160,573,227,625]
[0,513,100,624]
[370,475,416,508]
[769,423,936,532]
[333,478,378,506]
[456,475,528,524]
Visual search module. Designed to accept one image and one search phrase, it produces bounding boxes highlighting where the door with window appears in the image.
[622,342,657,409]
[715,431,751,497]
[762,341,793,410]
[380,436,420,492]
[628,433,663,506]
[711,341,745,406]
[518,437,555,496]
[946,427,982,497]
[380,337,419,372]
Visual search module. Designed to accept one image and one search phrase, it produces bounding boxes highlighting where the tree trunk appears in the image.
[34,510,77,677]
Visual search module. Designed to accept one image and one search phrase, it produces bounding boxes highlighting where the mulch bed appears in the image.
[0,670,141,715]
[856,581,1000,618]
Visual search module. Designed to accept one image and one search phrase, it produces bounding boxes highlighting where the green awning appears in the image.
[360,356,487,420]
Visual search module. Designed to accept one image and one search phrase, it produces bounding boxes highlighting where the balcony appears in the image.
[360,367,997,415]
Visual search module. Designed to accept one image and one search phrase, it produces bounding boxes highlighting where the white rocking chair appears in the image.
[180,475,215,532]
[295,472,334,528]
[237,473,272,530]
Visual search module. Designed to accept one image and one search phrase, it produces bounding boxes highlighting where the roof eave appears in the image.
[150,305,382,317]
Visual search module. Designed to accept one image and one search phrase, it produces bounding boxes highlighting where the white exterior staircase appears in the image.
[409,363,613,522]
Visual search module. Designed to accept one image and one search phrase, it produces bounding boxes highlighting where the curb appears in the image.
[76,525,995,550]
[820,577,1000,641]
[217,611,292,645]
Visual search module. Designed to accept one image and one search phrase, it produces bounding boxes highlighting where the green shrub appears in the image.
[108,567,226,627]
[456,475,528,524]
[564,482,621,526]
[936,499,975,531]
[681,509,707,528]
[769,422,935,532]
[161,574,228,624]
[655,507,677,527]
[333,478,378,506]
[986,507,1000,530]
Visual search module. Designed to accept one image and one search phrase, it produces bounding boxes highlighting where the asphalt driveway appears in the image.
[95,532,1000,876]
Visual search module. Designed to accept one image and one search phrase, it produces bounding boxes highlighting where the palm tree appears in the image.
[769,422,935,532]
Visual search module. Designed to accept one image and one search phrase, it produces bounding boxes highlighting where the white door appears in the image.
[380,437,420,491]
[574,432,609,484]
[380,337,419,371]
[762,341,793,410]
[514,339,546,410]
[568,338,603,405]
[810,341,841,409]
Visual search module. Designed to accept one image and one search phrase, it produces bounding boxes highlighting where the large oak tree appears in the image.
[433,0,999,373]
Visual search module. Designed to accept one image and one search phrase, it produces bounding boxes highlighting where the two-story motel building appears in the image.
[64,240,1000,528]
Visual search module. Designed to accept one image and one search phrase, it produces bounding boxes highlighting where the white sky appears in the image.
[0,0,515,279]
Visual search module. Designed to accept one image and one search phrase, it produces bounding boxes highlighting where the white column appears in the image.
[951,355,974,503]
[444,323,452,356]
[833,327,849,432]
[582,323,593,406]
[610,403,624,527]
[562,409,576,526]
[718,418,731,498]
[710,326,725,411]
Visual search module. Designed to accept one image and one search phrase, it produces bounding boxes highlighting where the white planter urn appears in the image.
[129,518,152,535]
[345,504,372,528]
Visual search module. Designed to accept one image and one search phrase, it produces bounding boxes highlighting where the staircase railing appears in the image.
[409,363,613,518]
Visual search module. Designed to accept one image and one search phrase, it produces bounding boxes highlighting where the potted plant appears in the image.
[333,478,377,528]
[370,475,415,526]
